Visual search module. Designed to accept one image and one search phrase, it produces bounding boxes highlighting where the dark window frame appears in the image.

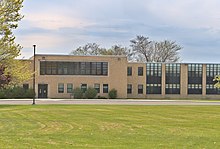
[58,83,64,93]
[40,61,108,76]
[103,84,109,93]
[138,67,143,76]
[146,63,162,94]
[127,84,132,94]
[67,83,73,93]
[127,67,132,76]
[138,84,143,94]
[188,64,203,94]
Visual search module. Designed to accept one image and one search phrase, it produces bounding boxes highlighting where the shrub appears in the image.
[108,88,117,99]
[0,87,35,99]
[85,87,97,99]
[97,95,107,99]
[72,87,83,99]
[24,89,35,98]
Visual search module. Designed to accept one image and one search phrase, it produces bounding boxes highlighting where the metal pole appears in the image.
[33,45,36,105]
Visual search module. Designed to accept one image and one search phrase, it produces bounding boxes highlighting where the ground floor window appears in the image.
[138,84,143,94]
[188,84,202,94]
[165,84,180,94]
[81,84,87,93]
[94,84,100,93]
[103,84,108,93]
[127,84,132,94]
[58,83,64,93]
[67,83,73,93]
[146,84,161,94]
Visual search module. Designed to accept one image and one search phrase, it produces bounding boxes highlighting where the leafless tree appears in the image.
[130,35,182,62]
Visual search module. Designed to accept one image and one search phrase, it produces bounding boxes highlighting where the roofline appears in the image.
[30,54,127,58]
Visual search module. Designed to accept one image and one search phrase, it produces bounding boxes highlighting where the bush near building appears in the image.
[84,87,97,99]
[0,86,35,99]
[108,88,117,99]
[72,87,83,99]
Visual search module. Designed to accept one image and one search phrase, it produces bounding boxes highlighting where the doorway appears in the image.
[38,84,48,98]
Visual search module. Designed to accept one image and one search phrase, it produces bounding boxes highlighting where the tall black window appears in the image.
[81,84,87,93]
[40,61,108,76]
[94,84,100,93]
[67,83,73,93]
[165,64,180,94]
[127,67,132,76]
[206,64,220,94]
[103,84,108,93]
[58,83,64,93]
[188,64,203,94]
[138,67,143,76]
[127,84,132,94]
[146,63,162,94]
[138,84,143,94]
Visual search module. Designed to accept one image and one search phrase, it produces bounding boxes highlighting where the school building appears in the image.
[23,54,220,99]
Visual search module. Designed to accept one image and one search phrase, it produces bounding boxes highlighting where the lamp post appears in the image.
[33,45,36,105]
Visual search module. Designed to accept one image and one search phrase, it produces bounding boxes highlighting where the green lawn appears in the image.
[0,105,219,149]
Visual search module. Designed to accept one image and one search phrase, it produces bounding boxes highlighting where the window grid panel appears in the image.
[40,61,108,76]
[206,64,220,94]
[188,64,203,94]
[146,63,162,94]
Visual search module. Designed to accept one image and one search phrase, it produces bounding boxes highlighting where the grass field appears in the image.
[0,105,219,149]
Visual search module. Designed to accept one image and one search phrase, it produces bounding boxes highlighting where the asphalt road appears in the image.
[0,99,220,105]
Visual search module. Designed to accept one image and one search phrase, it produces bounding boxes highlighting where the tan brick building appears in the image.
[23,54,220,99]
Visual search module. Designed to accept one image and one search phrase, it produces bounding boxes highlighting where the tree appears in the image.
[70,43,131,58]
[130,35,152,62]
[130,35,182,62]
[0,0,32,88]
[70,43,103,56]
[153,40,181,62]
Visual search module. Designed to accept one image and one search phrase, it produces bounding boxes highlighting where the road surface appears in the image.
[0,99,220,105]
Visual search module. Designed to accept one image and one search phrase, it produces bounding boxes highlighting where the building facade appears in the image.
[23,54,220,99]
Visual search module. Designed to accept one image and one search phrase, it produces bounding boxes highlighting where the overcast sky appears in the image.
[15,0,220,63]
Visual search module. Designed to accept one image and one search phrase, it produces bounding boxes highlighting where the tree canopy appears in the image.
[70,35,182,63]
[0,0,32,88]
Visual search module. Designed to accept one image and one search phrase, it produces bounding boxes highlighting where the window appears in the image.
[138,67,143,76]
[138,84,143,94]
[103,84,108,93]
[188,64,203,94]
[206,64,220,94]
[40,61,108,76]
[165,64,180,94]
[23,84,29,90]
[81,84,87,93]
[127,67,132,76]
[127,84,132,94]
[94,84,100,93]
[67,83,73,93]
[58,83,64,93]
[146,63,162,94]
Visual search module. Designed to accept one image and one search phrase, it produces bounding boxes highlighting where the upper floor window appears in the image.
[40,61,108,76]
[127,67,132,76]
[138,67,143,76]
